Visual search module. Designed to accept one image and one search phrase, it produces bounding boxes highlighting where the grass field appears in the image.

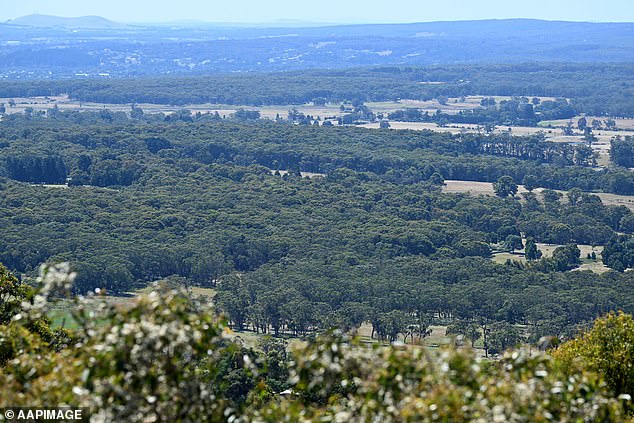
[491,243,608,273]
[359,121,481,134]
[270,170,326,178]
[47,284,216,329]
[442,180,634,211]
[540,116,634,131]
[48,293,136,329]
[223,322,494,356]
[443,180,530,196]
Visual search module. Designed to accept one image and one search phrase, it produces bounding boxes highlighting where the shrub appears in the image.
[554,311,634,399]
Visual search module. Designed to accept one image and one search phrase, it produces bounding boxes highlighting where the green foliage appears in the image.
[602,236,634,271]
[534,244,581,272]
[5,155,67,184]
[486,321,521,355]
[554,312,634,399]
[0,264,71,365]
[504,234,524,252]
[250,333,626,422]
[0,264,32,326]
[541,189,562,205]
[2,265,634,422]
[523,174,538,191]
[232,109,261,121]
[446,320,481,347]
[622,215,634,233]
[0,114,632,336]
[567,188,583,206]
[493,175,518,197]
[611,136,634,168]
[256,336,290,394]
[0,273,259,421]
[525,238,542,261]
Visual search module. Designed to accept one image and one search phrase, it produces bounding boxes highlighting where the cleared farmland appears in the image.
[442,180,634,211]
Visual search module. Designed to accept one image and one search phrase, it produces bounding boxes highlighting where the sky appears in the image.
[2,0,633,24]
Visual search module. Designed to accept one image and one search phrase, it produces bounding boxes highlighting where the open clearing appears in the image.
[0,95,568,123]
[443,180,533,196]
[358,121,572,137]
[269,169,326,178]
[442,180,634,211]
[48,284,216,329]
[540,116,634,131]
[492,244,609,273]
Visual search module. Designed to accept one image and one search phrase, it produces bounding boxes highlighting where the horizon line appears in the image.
[3,14,634,27]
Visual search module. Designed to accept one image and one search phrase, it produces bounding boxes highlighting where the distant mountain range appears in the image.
[5,14,124,29]
[5,14,634,31]
[152,18,335,28]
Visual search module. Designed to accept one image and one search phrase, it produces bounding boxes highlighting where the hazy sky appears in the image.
[2,0,633,24]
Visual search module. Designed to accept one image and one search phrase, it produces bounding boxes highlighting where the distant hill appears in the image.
[6,14,123,29]
[0,18,633,78]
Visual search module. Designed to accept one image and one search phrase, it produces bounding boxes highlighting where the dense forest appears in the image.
[2,111,631,192]
[0,110,633,344]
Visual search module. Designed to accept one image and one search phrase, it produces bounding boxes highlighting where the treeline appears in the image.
[5,155,67,184]
[388,97,577,127]
[1,114,632,194]
[0,63,633,116]
[215,256,634,341]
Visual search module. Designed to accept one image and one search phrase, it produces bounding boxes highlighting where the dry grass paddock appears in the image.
[442,180,634,211]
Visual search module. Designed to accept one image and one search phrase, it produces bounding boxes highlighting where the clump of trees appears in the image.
[611,136,634,168]
[388,97,577,127]
[602,235,634,272]
[493,175,518,197]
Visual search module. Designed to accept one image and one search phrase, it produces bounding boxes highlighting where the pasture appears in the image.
[540,116,634,131]
[491,244,608,273]
[0,95,567,124]
[47,283,216,329]
[442,180,634,211]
